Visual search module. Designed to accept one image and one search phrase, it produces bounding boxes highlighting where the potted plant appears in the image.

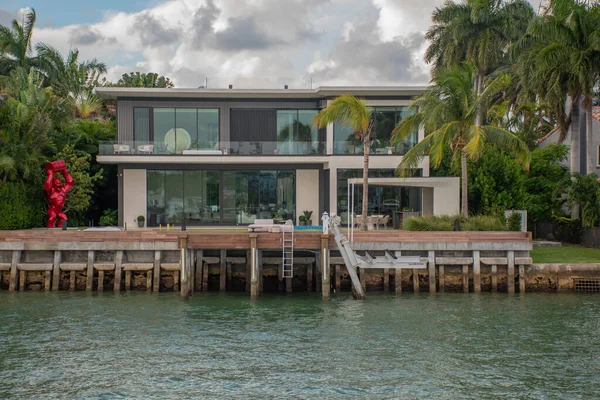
[299,215,306,226]
[137,215,145,228]
[302,210,313,226]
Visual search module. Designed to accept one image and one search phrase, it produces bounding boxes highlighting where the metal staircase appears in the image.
[282,220,294,278]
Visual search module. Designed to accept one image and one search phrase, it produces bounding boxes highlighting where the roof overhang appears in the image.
[94,86,428,100]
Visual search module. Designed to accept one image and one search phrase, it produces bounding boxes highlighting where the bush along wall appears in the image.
[0,181,45,230]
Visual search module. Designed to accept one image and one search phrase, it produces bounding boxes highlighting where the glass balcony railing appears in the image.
[332,139,416,155]
[98,141,327,156]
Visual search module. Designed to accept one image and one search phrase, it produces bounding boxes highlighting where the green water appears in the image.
[1,292,599,399]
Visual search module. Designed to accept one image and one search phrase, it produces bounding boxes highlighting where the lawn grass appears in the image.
[531,244,600,263]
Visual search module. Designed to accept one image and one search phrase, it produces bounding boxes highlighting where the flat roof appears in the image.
[94,85,428,100]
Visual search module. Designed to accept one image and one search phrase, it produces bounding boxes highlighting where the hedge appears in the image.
[0,181,45,230]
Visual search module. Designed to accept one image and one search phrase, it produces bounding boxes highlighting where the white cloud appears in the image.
[15,0,444,87]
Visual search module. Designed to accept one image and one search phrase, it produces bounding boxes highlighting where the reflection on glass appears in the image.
[298,110,318,154]
[374,108,396,154]
[147,170,165,226]
[334,121,362,154]
[165,170,183,224]
[276,110,319,155]
[183,171,220,224]
[176,109,197,152]
[154,108,175,153]
[198,109,219,149]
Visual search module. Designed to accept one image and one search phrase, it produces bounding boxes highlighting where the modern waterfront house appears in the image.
[95,86,459,227]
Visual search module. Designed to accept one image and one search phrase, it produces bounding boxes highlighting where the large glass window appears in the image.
[276,110,319,154]
[333,106,417,155]
[134,107,150,142]
[150,108,219,153]
[147,169,295,226]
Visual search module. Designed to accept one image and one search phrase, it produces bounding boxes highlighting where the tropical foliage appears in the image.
[314,95,373,230]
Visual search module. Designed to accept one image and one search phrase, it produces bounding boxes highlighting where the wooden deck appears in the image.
[0,229,531,250]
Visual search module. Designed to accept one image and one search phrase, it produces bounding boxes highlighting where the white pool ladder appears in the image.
[282,220,294,278]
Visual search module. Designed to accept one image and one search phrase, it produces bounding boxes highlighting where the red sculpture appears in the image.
[44,160,74,228]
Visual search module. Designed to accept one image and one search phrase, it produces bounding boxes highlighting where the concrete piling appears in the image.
[507,251,515,295]
[438,265,445,292]
[114,251,123,293]
[86,250,95,291]
[473,251,481,293]
[153,250,161,293]
[220,249,227,291]
[428,251,436,293]
[52,251,61,291]
[462,265,469,293]
[250,234,259,299]
[491,265,498,292]
[9,250,20,291]
[413,269,420,293]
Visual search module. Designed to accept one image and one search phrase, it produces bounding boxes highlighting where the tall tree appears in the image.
[0,8,38,75]
[116,72,174,88]
[314,95,373,230]
[393,64,531,217]
[516,0,600,174]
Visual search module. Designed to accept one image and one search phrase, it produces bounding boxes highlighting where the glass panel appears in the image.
[277,171,295,221]
[276,110,297,155]
[394,106,418,155]
[176,109,196,153]
[222,171,237,224]
[183,171,220,224]
[334,121,362,154]
[134,108,150,143]
[154,108,175,154]
[165,170,183,224]
[198,109,219,149]
[298,110,318,154]
[147,170,165,227]
[374,107,396,155]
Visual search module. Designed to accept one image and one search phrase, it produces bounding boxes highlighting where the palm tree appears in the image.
[116,72,174,88]
[0,8,38,75]
[515,0,600,174]
[392,64,531,217]
[314,95,373,230]
[426,0,533,96]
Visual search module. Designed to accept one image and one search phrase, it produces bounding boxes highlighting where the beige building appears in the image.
[95,86,459,227]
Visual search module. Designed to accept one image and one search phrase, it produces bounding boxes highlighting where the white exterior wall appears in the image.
[123,169,147,228]
[296,169,320,224]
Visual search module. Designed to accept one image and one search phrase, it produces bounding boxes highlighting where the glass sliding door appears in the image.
[134,107,150,143]
[147,170,165,226]
[297,110,318,154]
[154,108,175,154]
[198,109,219,149]
[183,171,220,224]
[165,170,184,224]
[176,108,196,153]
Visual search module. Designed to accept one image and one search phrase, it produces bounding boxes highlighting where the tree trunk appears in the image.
[585,97,594,175]
[475,70,485,127]
[460,149,468,218]
[361,131,371,231]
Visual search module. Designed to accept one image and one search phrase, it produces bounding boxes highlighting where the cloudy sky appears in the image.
[1,0,502,88]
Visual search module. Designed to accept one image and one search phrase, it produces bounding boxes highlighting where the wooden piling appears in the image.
[146,270,153,292]
[250,234,258,299]
[394,251,402,294]
[383,268,389,292]
[491,265,497,292]
[335,265,341,292]
[519,264,525,293]
[226,260,232,291]
[258,250,263,293]
[219,249,227,291]
[428,250,436,293]
[173,270,180,291]
[195,250,203,292]
[462,265,469,293]
[153,250,161,292]
[202,260,208,291]
[360,268,366,293]
[98,271,104,292]
[69,271,76,291]
[245,250,251,293]
[413,269,420,293]
[86,250,95,291]
[43,270,51,291]
[125,271,131,291]
[114,250,123,293]
[321,235,330,298]
[507,251,515,294]
[52,250,61,291]
[473,251,481,293]
[19,270,25,291]
[307,263,313,292]
[9,250,20,291]
[438,265,445,293]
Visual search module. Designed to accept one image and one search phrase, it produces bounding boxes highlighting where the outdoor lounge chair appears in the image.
[113,144,130,154]
[376,215,390,229]
[248,219,274,232]
[137,144,154,154]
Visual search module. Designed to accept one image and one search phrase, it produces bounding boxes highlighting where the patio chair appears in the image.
[376,215,390,229]
[137,144,154,154]
[113,144,130,154]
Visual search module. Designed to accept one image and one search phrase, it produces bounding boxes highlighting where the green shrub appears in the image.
[506,212,522,231]
[99,209,118,226]
[0,181,45,230]
[554,217,583,244]
[404,214,507,231]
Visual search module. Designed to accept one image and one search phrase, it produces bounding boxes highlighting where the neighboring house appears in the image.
[95,86,459,227]
[539,105,600,175]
